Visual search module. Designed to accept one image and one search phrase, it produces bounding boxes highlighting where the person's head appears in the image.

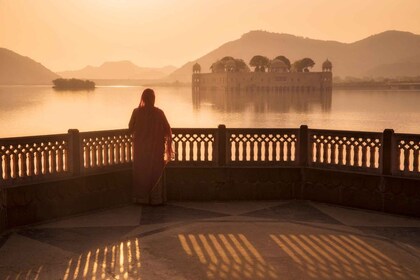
[139,88,155,108]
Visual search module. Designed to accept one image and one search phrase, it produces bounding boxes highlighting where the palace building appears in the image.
[192,59,333,94]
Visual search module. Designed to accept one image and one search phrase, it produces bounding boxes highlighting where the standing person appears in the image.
[129,88,172,205]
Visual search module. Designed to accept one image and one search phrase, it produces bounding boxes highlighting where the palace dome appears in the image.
[322,59,332,69]
[193,63,201,72]
[269,59,288,72]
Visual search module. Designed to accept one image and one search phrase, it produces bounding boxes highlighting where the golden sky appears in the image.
[1,0,419,71]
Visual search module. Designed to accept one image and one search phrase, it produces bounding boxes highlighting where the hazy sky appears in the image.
[1,0,419,71]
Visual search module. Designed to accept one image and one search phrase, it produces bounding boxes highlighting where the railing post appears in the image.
[299,125,309,166]
[218,124,227,166]
[68,129,82,176]
[381,129,394,176]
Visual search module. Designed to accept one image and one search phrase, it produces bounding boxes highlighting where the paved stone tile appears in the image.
[356,226,420,247]
[140,204,227,225]
[169,201,288,216]
[35,204,142,228]
[311,202,420,227]
[0,234,77,279]
[241,201,342,225]
[18,226,136,254]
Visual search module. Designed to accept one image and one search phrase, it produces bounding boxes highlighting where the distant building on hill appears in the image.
[192,58,332,94]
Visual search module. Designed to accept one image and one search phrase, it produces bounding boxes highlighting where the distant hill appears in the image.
[169,30,420,82]
[0,48,60,85]
[58,61,177,80]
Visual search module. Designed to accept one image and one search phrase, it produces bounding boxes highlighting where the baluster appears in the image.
[189,140,194,161]
[50,148,56,174]
[12,152,18,178]
[197,140,202,161]
[240,140,245,161]
[330,142,336,164]
[27,150,34,176]
[4,154,11,180]
[115,141,121,164]
[338,142,344,165]
[35,149,42,175]
[181,140,186,161]
[249,138,255,161]
[109,142,114,165]
[120,141,126,164]
[126,142,131,163]
[174,140,179,162]
[120,141,125,163]
[257,141,262,161]
[272,141,277,161]
[354,144,360,167]
[0,154,3,179]
[21,150,27,177]
[85,146,91,168]
[57,149,63,172]
[322,142,328,163]
[361,144,367,167]
[345,144,351,166]
[103,142,109,166]
[369,146,375,168]
[414,148,419,172]
[42,150,49,174]
[279,141,284,162]
[204,141,209,161]
[265,141,270,161]
[234,140,239,161]
[287,141,292,161]
[98,143,103,167]
[397,147,402,171]
[92,143,97,167]
[315,141,321,163]
[404,149,410,172]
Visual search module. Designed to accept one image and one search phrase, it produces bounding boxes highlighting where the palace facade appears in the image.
[192,59,333,94]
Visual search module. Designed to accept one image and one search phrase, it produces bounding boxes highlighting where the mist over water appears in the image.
[1,86,420,138]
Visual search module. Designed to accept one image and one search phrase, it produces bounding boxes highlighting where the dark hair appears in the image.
[140,88,155,107]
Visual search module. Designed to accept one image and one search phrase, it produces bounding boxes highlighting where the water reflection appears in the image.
[192,89,332,113]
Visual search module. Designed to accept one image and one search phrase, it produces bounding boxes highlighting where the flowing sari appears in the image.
[129,106,172,205]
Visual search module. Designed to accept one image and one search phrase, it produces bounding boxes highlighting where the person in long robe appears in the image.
[128,88,172,205]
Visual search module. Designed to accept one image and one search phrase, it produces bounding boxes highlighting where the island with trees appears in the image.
[52,78,95,90]
[192,55,331,93]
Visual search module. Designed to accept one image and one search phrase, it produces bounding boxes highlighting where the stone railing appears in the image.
[394,133,420,177]
[307,129,382,173]
[0,133,71,185]
[1,125,419,186]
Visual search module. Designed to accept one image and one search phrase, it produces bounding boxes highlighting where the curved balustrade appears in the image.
[394,133,420,176]
[171,128,217,166]
[80,129,133,173]
[308,129,382,173]
[227,128,299,165]
[0,134,70,185]
[1,125,419,186]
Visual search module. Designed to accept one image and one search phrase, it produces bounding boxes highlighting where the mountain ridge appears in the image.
[58,61,177,80]
[0,48,60,85]
[168,30,420,82]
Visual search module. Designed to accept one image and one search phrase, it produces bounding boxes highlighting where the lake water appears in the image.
[0,85,419,138]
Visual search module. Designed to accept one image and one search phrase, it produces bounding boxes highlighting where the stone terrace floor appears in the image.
[1,200,420,279]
